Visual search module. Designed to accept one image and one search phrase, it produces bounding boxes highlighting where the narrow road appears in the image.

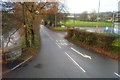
[3,25,119,78]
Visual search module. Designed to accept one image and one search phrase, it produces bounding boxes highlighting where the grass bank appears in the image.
[64,20,112,27]
[48,27,67,31]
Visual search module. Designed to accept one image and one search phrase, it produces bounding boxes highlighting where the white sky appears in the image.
[65,0,120,13]
[1,0,119,13]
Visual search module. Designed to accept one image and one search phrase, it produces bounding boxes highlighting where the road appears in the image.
[3,25,119,78]
[75,26,120,35]
[75,26,105,32]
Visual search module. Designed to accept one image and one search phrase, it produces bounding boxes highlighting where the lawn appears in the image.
[53,27,67,31]
[64,20,112,27]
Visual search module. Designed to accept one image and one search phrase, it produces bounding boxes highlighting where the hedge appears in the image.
[66,29,119,52]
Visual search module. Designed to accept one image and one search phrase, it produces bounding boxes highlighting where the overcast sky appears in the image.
[1,0,119,13]
[65,0,120,13]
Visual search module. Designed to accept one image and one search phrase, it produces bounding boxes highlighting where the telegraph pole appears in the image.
[55,2,58,27]
[96,0,100,32]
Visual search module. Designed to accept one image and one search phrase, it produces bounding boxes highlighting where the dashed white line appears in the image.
[114,72,120,77]
[46,33,53,41]
[56,40,58,42]
[41,27,54,41]
[71,47,92,59]
[60,40,65,42]
[49,36,54,40]
[65,52,86,72]
[56,43,62,48]
[64,43,68,45]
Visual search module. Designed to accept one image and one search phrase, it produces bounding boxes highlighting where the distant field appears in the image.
[64,20,112,27]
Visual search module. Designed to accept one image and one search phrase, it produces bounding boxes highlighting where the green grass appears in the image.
[53,27,67,30]
[65,20,112,27]
[112,38,120,47]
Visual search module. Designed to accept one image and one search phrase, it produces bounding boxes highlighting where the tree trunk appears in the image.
[25,27,30,47]
[31,29,35,45]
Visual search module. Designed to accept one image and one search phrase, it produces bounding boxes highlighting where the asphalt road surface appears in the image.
[3,25,119,78]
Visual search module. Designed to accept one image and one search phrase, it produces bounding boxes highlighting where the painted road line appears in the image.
[58,43,68,46]
[83,54,92,60]
[42,27,53,41]
[3,56,32,75]
[47,34,53,41]
[114,72,120,77]
[64,43,68,45]
[56,43,61,48]
[65,52,86,72]
[58,43,62,45]
[56,40,58,42]
[71,47,92,60]
[11,56,32,71]
[49,36,53,41]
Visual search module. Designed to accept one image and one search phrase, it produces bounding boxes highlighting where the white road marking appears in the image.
[11,56,32,71]
[56,40,58,42]
[58,43,62,45]
[114,72,120,77]
[65,52,86,72]
[62,40,65,42]
[45,32,53,41]
[56,43,61,48]
[57,43,68,46]
[64,43,68,45]
[61,43,64,45]
[49,36,53,40]
[41,26,51,38]
[60,40,65,42]
[83,54,92,60]
[71,47,92,59]
[3,56,32,75]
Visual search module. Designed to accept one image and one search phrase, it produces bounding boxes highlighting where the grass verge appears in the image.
[65,20,112,27]
[48,27,67,31]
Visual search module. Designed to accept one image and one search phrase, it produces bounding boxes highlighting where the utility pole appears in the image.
[112,11,115,30]
[96,0,100,32]
[74,12,75,27]
[55,2,58,27]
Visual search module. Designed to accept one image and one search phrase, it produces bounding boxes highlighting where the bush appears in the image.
[67,29,74,38]
[112,38,120,47]
[91,33,116,50]
[19,35,40,48]
[67,29,118,51]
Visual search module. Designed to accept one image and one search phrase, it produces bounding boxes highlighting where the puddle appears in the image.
[34,64,42,69]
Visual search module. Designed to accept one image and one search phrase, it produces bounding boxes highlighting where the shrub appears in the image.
[19,35,40,48]
[67,29,117,51]
[112,38,120,47]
